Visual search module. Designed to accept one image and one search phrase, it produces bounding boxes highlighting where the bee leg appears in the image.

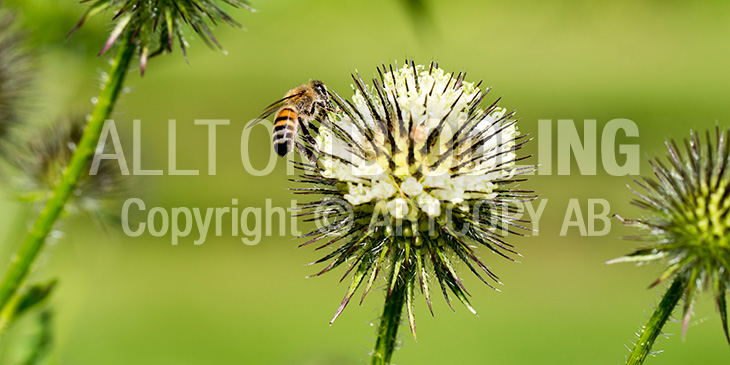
[311,103,337,131]
[315,101,341,114]
[310,113,325,133]
[299,119,319,149]
[295,141,317,164]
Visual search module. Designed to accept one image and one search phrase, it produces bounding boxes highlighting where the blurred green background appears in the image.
[1,0,730,363]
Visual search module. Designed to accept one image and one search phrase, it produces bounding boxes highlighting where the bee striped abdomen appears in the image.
[272,107,299,156]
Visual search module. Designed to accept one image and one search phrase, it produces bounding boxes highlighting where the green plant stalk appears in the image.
[0,287,23,335]
[627,277,686,365]
[371,281,406,365]
[0,34,136,318]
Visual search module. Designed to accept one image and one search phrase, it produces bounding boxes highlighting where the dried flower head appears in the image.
[292,61,535,338]
[609,128,730,343]
[0,7,30,141]
[72,0,254,74]
[2,116,124,215]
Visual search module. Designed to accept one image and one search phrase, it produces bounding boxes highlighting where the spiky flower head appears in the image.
[0,6,30,141]
[72,0,254,74]
[609,128,730,342]
[292,61,535,338]
[2,117,124,215]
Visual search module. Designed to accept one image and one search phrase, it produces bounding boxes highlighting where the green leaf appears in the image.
[0,279,56,338]
[14,280,57,318]
[16,310,53,365]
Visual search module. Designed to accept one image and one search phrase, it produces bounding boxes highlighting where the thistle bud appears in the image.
[71,0,254,75]
[3,116,124,215]
[0,7,30,142]
[610,128,730,344]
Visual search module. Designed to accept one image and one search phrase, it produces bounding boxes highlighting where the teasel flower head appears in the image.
[609,127,730,343]
[71,0,254,75]
[0,6,31,141]
[2,116,124,215]
[292,60,535,339]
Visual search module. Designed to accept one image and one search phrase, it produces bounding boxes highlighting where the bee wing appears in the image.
[246,91,307,129]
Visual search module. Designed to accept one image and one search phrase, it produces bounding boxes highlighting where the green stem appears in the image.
[626,277,686,365]
[371,281,406,365]
[0,35,136,318]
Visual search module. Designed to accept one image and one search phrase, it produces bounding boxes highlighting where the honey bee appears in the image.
[249,80,337,157]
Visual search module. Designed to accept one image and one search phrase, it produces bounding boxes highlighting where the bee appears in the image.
[249,80,337,158]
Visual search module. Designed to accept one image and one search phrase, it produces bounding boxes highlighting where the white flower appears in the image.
[417,193,441,217]
[386,198,409,219]
[343,183,371,205]
[371,180,397,200]
[401,177,423,196]
[314,62,521,221]
[294,61,535,329]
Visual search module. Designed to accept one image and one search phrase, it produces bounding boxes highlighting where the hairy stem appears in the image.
[627,277,686,365]
[0,34,136,319]
[371,280,406,365]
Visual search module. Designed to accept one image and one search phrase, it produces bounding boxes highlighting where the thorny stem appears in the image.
[627,277,686,365]
[371,279,406,365]
[0,32,136,325]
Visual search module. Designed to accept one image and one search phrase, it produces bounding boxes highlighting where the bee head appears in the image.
[311,80,328,99]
